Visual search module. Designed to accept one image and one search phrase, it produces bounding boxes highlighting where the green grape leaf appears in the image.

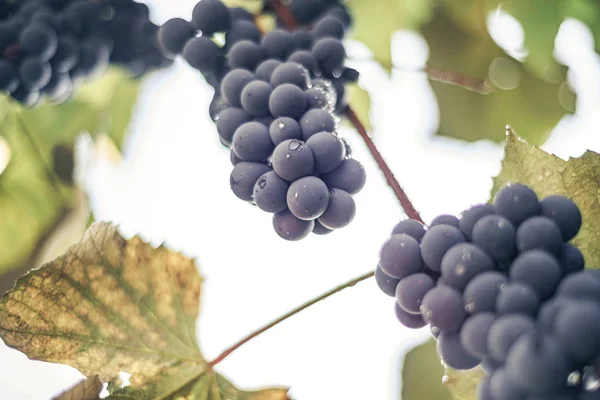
[347,0,435,71]
[0,222,289,400]
[491,129,600,268]
[346,84,373,133]
[423,8,573,144]
[0,68,139,282]
[401,339,452,400]
[53,376,103,400]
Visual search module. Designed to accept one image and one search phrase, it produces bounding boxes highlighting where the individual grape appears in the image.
[440,243,494,292]
[559,244,585,275]
[488,314,536,361]
[493,183,540,226]
[260,29,295,60]
[317,188,355,229]
[430,214,460,228]
[460,312,495,358]
[51,34,79,73]
[510,250,562,300]
[269,83,307,119]
[19,57,52,91]
[253,171,289,213]
[10,86,40,108]
[341,67,360,82]
[459,204,496,240]
[158,18,195,56]
[299,109,336,141]
[394,302,427,329]
[269,117,302,145]
[463,271,508,314]
[420,225,466,272]
[305,87,330,110]
[554,301,600,365]
[496,282,540,317]
[230,149,243,166]
[391,220,426,242]
[540,195,582,241]
[472,215,517,263]
[286,176,330,220]
[231,122,274,162]
[313,220,333,235]
[313,16,345,40]
[255,59,282,82]
[517,216,563,255]
[489,367,527,400]
[505,333,571,394]
[480,357,501,374]
[19,23,58,61]
[287,50,317,75]
[312,37,346,76]
[396,273,435,314]
[270,62,310,89]
[379,234,423,279]
[240,80,273,117]
[230,162,271,202]
[306,132,345,174]
[70,38,110,78]
[182,36,222,74]
[229,7,253,22]
[325,4,353,27]
[291,30,313,50]
[221,69,255,107]
[192,0,231,34]
[227,40,266,70]
[271,139,315,182]
[210,94,229,121]
[0,61,19,93]
[437,330,481,370]
[375,265,401,297]
[422,285,466,332]
[216,107,250,144]
[556,270,600,303]
[226,20,261,45]
[288,0,327,24]
[273,208,314,241]
[476,377,495,400]
[321,159,366,195]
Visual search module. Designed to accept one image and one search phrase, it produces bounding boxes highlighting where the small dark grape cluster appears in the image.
[376,183,600,399]
[0,0,170,107]
[158,0,366,241]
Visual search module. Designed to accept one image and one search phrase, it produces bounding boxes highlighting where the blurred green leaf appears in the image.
[423,9,572,143]
[0,68,139,281]
[444,366,485,400]
[347,0,435,71]
[346,83,373,133]
[402,339,452,400]
[491,130,600,268]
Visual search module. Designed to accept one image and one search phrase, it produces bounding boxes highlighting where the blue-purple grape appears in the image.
[313,220,333,235]
[493,183,540,226]
[379,234,423,279]
[463,271,508,314]
[420,225,466,271]
[430,214,459,228]
[306,131,344,174]
[421,284,466,332]
[221,69,255,107]
[226,20,261,45]
[231,121,274,162]
[20,57,52,91]
[305,87,330,110]
[182,36,222,74]
[227,39,266,70]
[556,270,600,303]
[260,29,295,60]
[537,296,574,333]
[313,16,345,40]
[395,273,435,314]
[299,108,336,141]
[269,117,302,145]
[496,282,540,317]
[291,30,313,50]
[253,171,289,213]
[559,244,585,275]
[440,243,494,292]
[286,176,330,220]
[269,83,307,119]
[318,188,355,229]
[255,59,282,82]
[489,367,527,400]
[487,314,536,361]
[270,62,310,89]
[394,302,427,329]
[19,23,58,61]
[375,265,401,297]
[460,312,495,358]
[554,301,600,365]
[311,37,345,75]
[540,195,582,241]
[271,139,315,182]
[230,162,271,202]
[192,0,231,34]
[472,215,517,263]
[287,50,317,75]
[273,208,314,241]
[459,204,496,240]
[240,80,273,117]
[437,330,480,370]
[158,18,195,56]
[216,107,250,144]
[391,220,426,242]
[510,250,562,300]
[517,216,563,255]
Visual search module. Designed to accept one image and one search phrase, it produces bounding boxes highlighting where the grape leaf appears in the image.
[401,339,452,400]
[346,84,372,133]
[0,68,139,280]
[0,222,289,400]
[491,129,600,268]
[423,9,572,144]
[346,0,435,72]
[53,376,103,400]
[443,367,485,400]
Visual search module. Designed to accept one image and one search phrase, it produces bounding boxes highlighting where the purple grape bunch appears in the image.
[158,0,366,241]
[0,0,171,107]
[376,183,600,399]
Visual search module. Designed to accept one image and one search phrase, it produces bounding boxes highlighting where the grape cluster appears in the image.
[158,0,366,241]
[376,183,600,399]
[0,0,170,107]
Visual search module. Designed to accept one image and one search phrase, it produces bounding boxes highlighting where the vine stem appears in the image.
[209,270,375,367]
[269,0,424,223]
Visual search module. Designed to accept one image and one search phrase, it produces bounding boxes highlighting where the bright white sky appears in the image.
[1,3,600,400]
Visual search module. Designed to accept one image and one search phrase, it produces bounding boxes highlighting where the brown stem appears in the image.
[344,107,424,223]
[269,0,424,222]
[209,269,375,367]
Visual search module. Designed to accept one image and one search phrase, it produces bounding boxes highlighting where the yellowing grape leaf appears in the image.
[0,222,289,400]
[53,376,103,400]
[0,68,139,281]
[346,84,373,133]
[443,367,486,400]
[401,339,452,400]
[491,130,600,268]
[347,0,435,72]
[423,9,572,144]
